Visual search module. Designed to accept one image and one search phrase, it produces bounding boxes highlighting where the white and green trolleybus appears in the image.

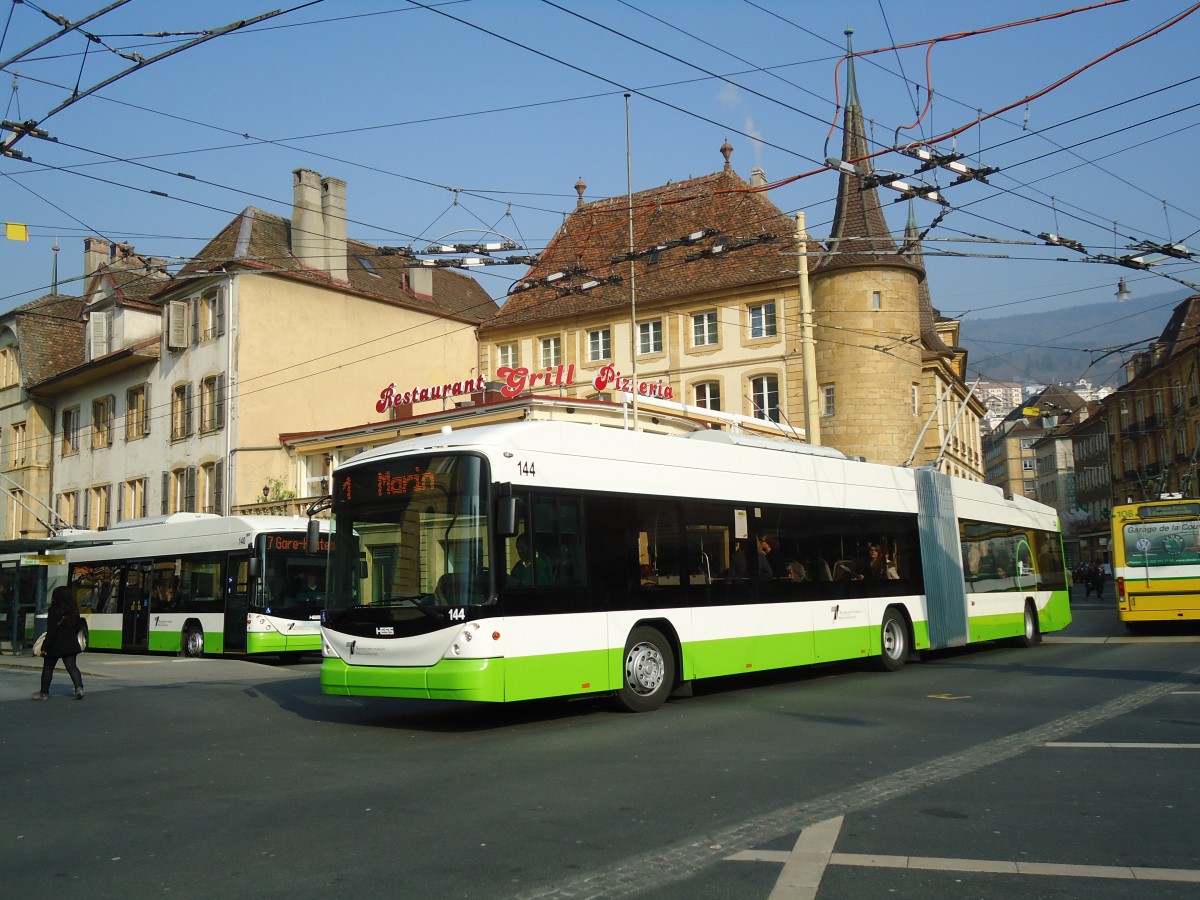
[14,513,333,660]
[319,421,1071,710]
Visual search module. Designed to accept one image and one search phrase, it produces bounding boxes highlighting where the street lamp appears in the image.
[1115,278,1131,301]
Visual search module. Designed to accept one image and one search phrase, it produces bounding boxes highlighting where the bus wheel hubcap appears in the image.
[626,642,664,695]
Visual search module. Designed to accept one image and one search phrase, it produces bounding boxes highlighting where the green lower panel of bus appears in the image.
[85,629,121,651]
[322,656,509,701]
[246,632,321,655]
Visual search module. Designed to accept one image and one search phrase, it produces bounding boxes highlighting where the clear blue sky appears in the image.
[2,0,1197,378]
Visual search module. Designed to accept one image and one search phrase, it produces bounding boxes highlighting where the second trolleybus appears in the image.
[11,512,334,660]
[318,421,1071,710]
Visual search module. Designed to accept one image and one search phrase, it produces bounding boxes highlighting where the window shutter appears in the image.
[103,485,111,528]
[185,466,197,512]
[82,490,90,529]
[161,472,169,515]
[168,301,188,349]
[143,385,151,436]
[90,311,109,359]
[140,479,148,518]
[107,395,115,446]
[191,298,200,346]
[216,287,226,336]
[215,373,226,428]
[214,460,224,515]
[185,383,193,436]
[117,482,125,523]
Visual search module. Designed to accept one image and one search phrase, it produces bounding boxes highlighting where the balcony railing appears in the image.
[231,495,330,518]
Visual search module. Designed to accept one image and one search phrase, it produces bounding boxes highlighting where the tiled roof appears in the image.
[168,207,497,323]
[10,295,86,386]
[483,168,803,331]
[1155,295,1200,363]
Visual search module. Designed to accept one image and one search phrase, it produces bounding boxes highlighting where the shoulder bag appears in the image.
[32,632,46,657]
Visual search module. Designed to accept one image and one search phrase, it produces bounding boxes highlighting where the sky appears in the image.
[1,0,1198,387]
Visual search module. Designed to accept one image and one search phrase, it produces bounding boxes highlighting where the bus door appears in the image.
[121,562,152,650]
[223,556,249,652]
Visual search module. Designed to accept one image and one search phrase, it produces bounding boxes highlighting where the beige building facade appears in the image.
[18,169,495,526]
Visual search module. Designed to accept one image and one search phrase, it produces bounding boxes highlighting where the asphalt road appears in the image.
[3,592,1198,900]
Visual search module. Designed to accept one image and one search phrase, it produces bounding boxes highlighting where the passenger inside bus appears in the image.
[508,532,552,587]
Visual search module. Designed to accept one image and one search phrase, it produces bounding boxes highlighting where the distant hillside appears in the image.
[956,292,1180,386]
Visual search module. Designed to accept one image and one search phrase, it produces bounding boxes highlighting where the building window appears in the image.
[751,375,780,422]
[201,460,224,514]
[126,385,149,441]
[91,395,114,450]
[1022,458,1035,471]
[540,336,561,368]
[821,384,836,417]
[588,327,611,362]
[748,302,776,339]
[199,374,225,433]
[912,384,920,416]
[196,288,225,342]
[872,290,882,310]
[0,345,18,386]
[638,320,663,355]
[692,311,718,347]
[89,484,111,529]
[120,477,147,522]
[57,491,79,528]
[695,381,721,411]
[61,407,80,456]
[168,466,197,513]
[10,421,26,466]
[496,342,518,369]
[171,383,192,441]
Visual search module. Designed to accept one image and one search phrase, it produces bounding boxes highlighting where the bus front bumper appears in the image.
[320,656,506,702]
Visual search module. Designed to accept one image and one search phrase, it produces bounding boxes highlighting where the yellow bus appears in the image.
[1111,498,1200,628]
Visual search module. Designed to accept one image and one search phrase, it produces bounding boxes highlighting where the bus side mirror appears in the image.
[248,558,260,579]
[497,496,518,538]
[306,518,321,554]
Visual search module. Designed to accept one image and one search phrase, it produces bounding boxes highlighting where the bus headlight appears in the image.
[451,622,480,656]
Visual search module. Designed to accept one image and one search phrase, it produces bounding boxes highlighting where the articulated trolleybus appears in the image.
[1112,497,1200,628]
[320,421,1070,710]
[38,513,332,660]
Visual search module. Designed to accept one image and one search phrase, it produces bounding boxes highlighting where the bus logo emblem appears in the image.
[376,626,394,636]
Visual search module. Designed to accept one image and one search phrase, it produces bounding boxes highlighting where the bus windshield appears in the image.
[258,531,334,618]
[326,453,491,620]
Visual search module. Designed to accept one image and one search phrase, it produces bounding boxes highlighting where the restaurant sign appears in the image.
[377,364,671,413]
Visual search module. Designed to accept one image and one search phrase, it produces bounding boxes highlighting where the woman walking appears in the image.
[31,586,85,700]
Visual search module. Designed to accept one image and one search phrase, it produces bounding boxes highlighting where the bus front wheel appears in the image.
[875,608,908,672]
[181,624,204,658]
[617,626,675,712]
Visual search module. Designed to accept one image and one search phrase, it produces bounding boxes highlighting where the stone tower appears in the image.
[811,30,926,465]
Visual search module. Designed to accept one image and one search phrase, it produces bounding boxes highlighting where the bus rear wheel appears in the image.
[181,624,204,658]
[616,626,675,712]
[875,608,908,672]
[1012,602,1039,648]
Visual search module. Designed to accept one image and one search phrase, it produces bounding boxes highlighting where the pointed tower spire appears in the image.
[845,28,860,109]
[817,29,921,277]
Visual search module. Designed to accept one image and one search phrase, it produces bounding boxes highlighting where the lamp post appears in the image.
[796,212,820,446]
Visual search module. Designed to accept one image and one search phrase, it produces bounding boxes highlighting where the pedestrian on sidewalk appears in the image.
[31,586,85,701]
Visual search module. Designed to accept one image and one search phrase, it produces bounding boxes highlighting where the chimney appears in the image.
[409,267,433,298]
[292,168,326,273]
[749,167,767,188]
[321,175,348,282]
[83,237,111,277]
